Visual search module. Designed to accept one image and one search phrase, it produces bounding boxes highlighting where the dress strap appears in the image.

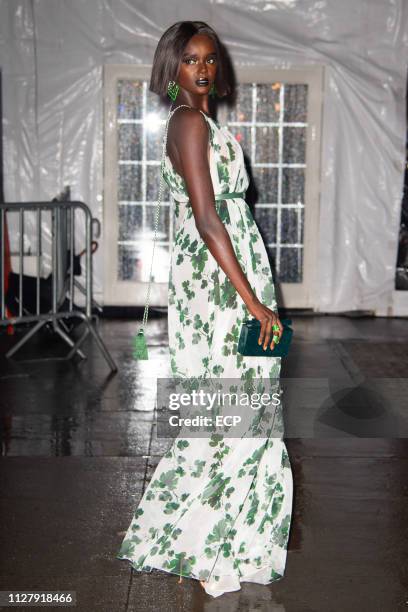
[168,103,193,116]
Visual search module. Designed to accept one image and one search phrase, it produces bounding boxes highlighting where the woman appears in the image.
[117,21,293,598]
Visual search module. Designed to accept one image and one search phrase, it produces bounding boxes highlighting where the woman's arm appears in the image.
[170,108,282,351]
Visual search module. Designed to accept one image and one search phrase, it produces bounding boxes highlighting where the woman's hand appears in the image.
[246,297,283,351]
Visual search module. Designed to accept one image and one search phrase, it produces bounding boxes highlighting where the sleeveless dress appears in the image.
[116,104,293,598]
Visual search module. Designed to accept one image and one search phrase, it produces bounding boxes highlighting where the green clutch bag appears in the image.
[237,318,293,357]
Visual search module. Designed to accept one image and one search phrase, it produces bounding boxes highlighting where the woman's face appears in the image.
[176,34,217,97]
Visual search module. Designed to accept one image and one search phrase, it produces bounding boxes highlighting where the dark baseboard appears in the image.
[100,306,306,319]
[99,306,375,319]
[101,306,167,319]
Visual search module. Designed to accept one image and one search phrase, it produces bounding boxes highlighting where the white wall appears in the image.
[1,0,407,313]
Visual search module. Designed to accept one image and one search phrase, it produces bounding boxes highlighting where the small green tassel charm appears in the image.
[133,328,148,360]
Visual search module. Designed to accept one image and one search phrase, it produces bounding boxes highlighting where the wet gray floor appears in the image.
[0,313,407,611]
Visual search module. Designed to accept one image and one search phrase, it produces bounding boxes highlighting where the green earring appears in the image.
[209,82,218,98]
[167,80,179,102]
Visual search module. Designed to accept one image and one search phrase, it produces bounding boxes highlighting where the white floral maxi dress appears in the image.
[116,106,293,598]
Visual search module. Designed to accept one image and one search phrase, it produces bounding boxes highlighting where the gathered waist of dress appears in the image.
[214,191,246,200]
[172,191,246,204]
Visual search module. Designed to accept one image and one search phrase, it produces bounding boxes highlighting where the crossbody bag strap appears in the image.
[140,103,193,331]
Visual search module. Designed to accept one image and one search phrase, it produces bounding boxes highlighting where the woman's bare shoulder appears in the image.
[170,106,208,133]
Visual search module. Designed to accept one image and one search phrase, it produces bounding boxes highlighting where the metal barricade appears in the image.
[0,200,117,372]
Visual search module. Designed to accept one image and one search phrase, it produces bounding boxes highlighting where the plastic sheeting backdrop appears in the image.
[0,0,407,312]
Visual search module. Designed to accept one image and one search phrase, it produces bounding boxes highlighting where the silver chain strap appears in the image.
[140,103,193,330]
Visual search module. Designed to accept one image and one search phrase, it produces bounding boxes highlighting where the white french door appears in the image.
[103,64,323,308]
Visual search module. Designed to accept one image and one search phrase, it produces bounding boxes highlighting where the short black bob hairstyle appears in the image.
[149,21,233,103]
